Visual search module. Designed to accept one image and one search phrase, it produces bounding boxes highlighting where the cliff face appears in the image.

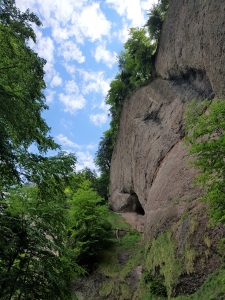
[109,0,225,295]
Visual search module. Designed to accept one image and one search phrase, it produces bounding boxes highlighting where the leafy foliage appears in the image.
[68,179,113,270]
[145,0,169,41]
[0,0,58,188]
[185,99,225,224]
[0,153,81,300]
[95,128,115,200]
[106,27,156,133]
[78,167,98,191]
[143,271,167,297]
[0,1,87,298]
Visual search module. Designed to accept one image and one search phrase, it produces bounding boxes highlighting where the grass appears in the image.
[180,211,191,221]
[184,243,196,275]
[99,280,114,297]
[107,211,130,230]
[120,229,141,250]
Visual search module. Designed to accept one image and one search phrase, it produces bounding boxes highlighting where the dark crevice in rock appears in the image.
[143,109,160,124]
[158,69,214,101]
[120,192,145,215]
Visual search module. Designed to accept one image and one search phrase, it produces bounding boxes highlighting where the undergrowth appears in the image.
[98,212,145,299]
[75,211,225,300]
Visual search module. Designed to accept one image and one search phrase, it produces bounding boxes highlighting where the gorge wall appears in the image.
[109,0,225,296]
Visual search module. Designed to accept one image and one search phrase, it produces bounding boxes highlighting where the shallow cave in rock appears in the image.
[121,192,145,215]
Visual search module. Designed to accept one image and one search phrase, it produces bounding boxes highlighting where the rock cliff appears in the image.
[109,0,225,296]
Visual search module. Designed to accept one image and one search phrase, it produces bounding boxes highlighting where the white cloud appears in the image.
[50,73,62,87]
[141,0,158,11]
[78,69,111,96]
[59,41,85,63]
[17,1,111,44]
[59,80,86,114]
[90,113,108,126]
[63,63,76,76]
[28,35,56,82]
[17,0,85,44]
[89,98,110,127]
[86,143,97,150]
[76,151,96,171]
[106,0,156,28]
[77,3,111,42]
[28,34,61,85]
[99,100,110,112]
[93,42,117,68]
[33,36,55,64]
[44,0,88,27]
[106,0,143,27]
[45,90,56,103]
[65,80,79,94]
[16,0,38,14]
[116,19,130,43]
[59,93,86,114]
[51,23,71,42]
[56,134,81,148]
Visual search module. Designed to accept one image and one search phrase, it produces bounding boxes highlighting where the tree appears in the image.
[78,167,98,191]
[118,27,155,89]
[0,1,84,298]
[0,152,81,300]
[185,99,225,224]
[0,0,58,188]
[145,0,169,41]
[95,128,115,201]
[106,27,155,130]
[68,179,112,270]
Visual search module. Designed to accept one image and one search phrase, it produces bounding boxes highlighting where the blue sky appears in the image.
[16,0,156,171]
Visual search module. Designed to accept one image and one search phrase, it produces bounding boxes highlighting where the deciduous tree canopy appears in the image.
[0,0,58,188]
[0,1,83,299]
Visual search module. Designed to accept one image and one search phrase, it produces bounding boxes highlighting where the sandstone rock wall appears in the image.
[109,0,225,295]
[156,0,225,99]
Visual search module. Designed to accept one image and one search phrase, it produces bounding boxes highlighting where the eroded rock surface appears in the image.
[156,0,225,99]
[109,0,225,295]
